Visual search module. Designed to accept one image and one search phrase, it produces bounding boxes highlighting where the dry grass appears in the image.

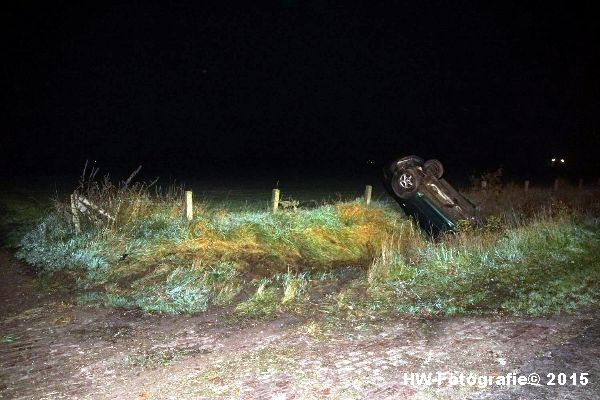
[16,173,415,314]
[13,172,600,317]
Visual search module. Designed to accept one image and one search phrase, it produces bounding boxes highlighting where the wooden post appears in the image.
[185,191,193,221]
[578,178,584,190]
[553,178,559,191]
[481,180,487,190]
[364,185,372,206]
[271,189,280,214]
[70,193,81,234]
[524,180,530,194]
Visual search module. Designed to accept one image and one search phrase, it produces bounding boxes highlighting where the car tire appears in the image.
[391,155,424,172]
[391,168,421,199]
[424,159,444,179]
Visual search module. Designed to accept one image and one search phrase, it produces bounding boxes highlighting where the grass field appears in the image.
[3,174,600,320]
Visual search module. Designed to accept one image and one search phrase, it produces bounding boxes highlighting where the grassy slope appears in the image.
[365,213,600,316]
[8,179,600,318]
[15,198,408,314]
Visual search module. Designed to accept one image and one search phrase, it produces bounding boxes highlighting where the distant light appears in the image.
[551,158,556,162]
[560,159,565,163]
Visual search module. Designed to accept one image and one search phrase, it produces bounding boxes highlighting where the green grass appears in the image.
[0,191,51,247]
[363,213,600,316]
[235,279,280,318]
[234,272,311,318]
[11,176,405,314]
[8,175,600,319]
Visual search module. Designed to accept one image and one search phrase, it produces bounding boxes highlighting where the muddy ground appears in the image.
[1,249,598,400]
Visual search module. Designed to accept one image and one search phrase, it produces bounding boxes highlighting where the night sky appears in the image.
[2,1,599,180]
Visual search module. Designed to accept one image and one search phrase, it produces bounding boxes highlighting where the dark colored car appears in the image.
[383,155,479,233]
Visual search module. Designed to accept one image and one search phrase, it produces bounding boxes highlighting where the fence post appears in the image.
[185,191,193,221]
[364,185,372,206]
[524,180,529,194]
[271,189,280,214]
[578,178,584,190]
[553,178,559,191]
[70,193,81,234]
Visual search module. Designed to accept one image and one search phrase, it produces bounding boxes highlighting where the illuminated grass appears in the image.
[11,177,600,317]
[235,279,280,318]
[16,192,408,314]
[234,272,311,318]
[363,213,600,316]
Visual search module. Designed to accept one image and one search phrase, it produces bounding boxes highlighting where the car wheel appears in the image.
[424,159,444,179]
[391,168,421,199]
[391,155,424,172]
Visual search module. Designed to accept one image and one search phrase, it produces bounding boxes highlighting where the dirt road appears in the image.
[1,249,598,399]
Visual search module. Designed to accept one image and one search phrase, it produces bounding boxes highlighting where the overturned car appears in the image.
[383,155,479,233]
